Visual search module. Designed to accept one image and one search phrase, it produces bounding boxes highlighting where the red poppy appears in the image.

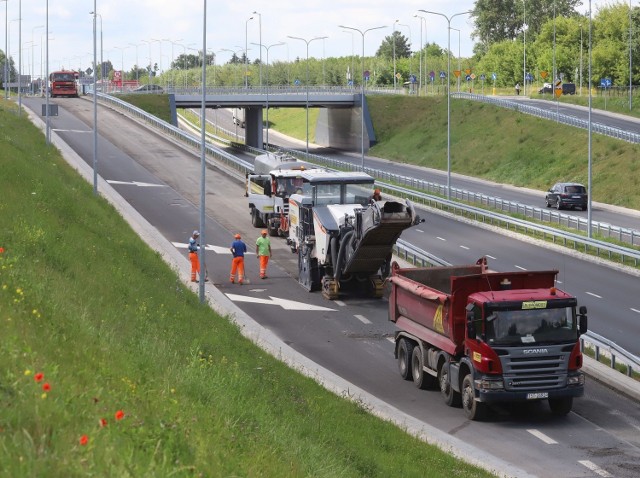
[0,247,4,253]
[42,383,51,392]
[79,435,89,446]
[99,418,108,428]
[34,373,44,383]
[114,410,125,421]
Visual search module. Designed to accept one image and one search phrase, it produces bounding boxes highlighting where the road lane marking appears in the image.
[436,237,446,241]
[52,129,92,133]
[172,242,252,255]
[578,460,612,477]
[631,308,640,314]
[526,429,557,444]
[486,255,496,260]
[415,229,425,233]
[354,314,371,324]
[225,294,336,311]
[515,265,527,271]
[459,245,469,250]
[586,292,602,299]
[334,300,346,307]
[386,337,395,344]
[107,180,165,187]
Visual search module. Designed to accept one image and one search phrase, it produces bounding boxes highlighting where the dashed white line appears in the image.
[631,308,640,314]
[386,337,395,344]
[354,314,371,324]
[586,292,603,299]
[514,265,527,271]
[415,229,425,233]
[578,460,613,477]
[459,245,469,250]
[485,255,496,260]
[437,236,446,241]
[526,429,558,444]
[334,300,346,307]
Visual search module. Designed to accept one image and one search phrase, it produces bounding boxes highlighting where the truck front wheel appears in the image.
[462,374,487,421]
[548,397,573,416]
[397,338,414,381]
[438,363,461,407]
[411,347,435,389]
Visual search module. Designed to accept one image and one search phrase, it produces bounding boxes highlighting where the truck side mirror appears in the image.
[578,306,588,335]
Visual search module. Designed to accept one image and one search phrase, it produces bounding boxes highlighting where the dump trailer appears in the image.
[388,258,588,420]
[246,152,320,237]
[288,171,421,299]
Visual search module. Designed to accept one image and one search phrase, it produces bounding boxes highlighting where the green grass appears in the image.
[114,93,172,123]
[0,99,495,477]
[260,107,320,143]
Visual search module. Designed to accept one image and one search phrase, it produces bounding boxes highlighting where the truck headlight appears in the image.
[567,373,585,386]
[474,378,504,391]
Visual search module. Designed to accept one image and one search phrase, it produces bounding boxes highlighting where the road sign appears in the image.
[526,73,534,82]
[294,79,301,86]
[409,74,417,83]
[600,78,612,88]
[439,71,446,79]
[480,74,486,81]
[395,72,402,79]
[491,72,497,81]
[430,70,435,79]
[465,75,471,82]
[453,70,461,78]
[540,70,548,79]
[364,70,370,80]
[470,73,476,80]
[465,68,471,75]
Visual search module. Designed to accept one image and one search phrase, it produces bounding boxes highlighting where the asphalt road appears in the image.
[21,95,640,478]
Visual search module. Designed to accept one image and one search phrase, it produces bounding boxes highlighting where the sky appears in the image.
[2,0,611,78]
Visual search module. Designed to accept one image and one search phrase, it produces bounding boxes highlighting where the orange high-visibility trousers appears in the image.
[189,252,200,281]
[259,255,269,278]
[230,257,245,284]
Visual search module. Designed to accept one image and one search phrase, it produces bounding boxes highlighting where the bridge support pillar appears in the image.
[244,107,264,149]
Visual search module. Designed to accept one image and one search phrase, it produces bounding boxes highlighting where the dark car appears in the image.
[133,84,164,94]
[538,82,576,95]
[545,182,588,211]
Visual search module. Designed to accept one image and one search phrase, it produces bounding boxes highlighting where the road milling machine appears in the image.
[287,170,422,299]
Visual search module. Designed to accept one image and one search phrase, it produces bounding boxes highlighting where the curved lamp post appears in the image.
[339,24,386,170]
[419,9,471,199]
[286,35,327,155]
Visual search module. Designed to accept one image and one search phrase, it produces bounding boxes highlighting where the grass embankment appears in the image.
[114,93,172,123]
[257,95,640,210]
[0,99,494,477]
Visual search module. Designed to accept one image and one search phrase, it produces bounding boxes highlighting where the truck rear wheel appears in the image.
[251,208,265,228]
[397,338,414,381]
[462,374,487,421]
[548,397,573,416]
[411,347,435,389]
[438,363,461,407]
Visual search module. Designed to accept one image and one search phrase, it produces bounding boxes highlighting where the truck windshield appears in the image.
[485,306,576,346]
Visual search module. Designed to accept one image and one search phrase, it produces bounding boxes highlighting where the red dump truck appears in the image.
[388,258,588,420]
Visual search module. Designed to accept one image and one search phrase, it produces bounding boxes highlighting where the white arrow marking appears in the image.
[172,242,253,255]
[107,180,165,187]
[225,294,336,311]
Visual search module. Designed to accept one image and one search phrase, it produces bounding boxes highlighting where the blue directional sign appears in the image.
[491,72,497,81]
[480,74,486,81]
[348,80,353,86]
[526,73,534,82]
[294,79,301,86]
[439,71,446,79]
[465,75,471,82]
[600,78,612,88]
[410,74,417,84]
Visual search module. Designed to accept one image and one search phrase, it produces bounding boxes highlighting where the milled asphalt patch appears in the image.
[23,102,639,477]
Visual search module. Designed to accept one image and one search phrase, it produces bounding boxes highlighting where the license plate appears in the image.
[572,195,582,199]
[526,392,548,399]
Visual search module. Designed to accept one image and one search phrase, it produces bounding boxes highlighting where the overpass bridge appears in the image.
[170,87,376,150]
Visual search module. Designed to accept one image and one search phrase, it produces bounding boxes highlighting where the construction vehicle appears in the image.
[232,108,245,128]
[287,171,421,299]
[246,152,321,237]
[388,257,588,420]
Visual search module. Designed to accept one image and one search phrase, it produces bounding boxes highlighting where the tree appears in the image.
[376,31,411,59]
[471,0,582,49]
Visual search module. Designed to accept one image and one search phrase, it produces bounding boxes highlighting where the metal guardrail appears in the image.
[454,92,640,144]
[96,92,640,381]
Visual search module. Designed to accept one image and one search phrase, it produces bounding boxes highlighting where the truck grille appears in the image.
[498,351,569,391]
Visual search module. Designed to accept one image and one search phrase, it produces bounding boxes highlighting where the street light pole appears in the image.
[129,42,140,84]
[393,19,398,90]
[339,24,386,170]
[89,12,102,84]
[245,16,253,88]
[398,22,413,92]
[252,10,262,87]
[287,35,327,155]
[2,0,7,100]
[252,41,284,147]
[588,0,593,236]
[419,9,471,199]
[92,3,98,195]
[414,14,427,96]
[32,25,44,94]
[198,0,208,302]
[523,0,527,96]
[450,27,461,93]
[629,0,633,111]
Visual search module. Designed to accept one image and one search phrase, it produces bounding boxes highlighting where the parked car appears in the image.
[134,84,164,94]
[538,82,576,95]
[545,182,588,210]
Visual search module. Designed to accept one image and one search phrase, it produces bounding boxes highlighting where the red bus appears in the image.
[49,70,79,97]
